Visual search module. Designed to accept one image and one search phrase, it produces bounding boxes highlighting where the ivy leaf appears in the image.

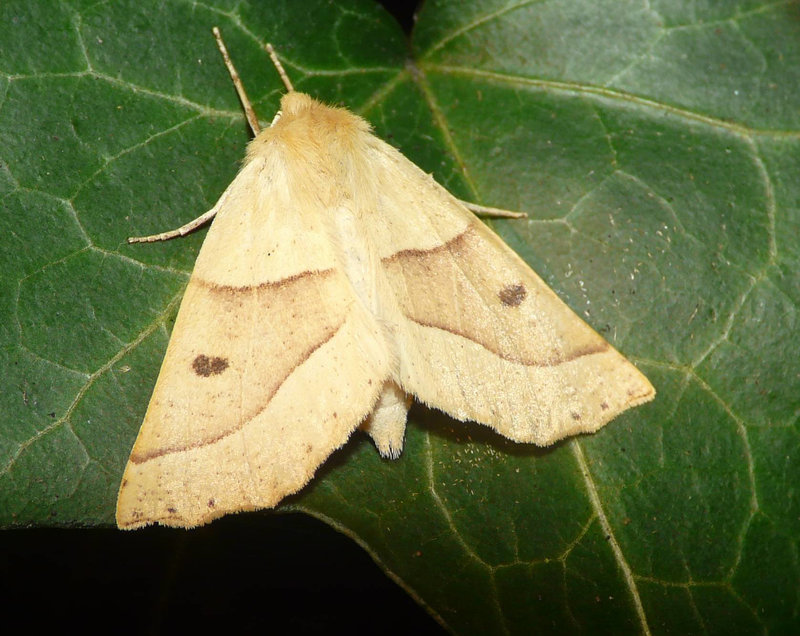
[2,0,798,633]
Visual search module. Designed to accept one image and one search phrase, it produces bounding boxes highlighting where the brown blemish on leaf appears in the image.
[498,283,526,307]
[192,354,229,377]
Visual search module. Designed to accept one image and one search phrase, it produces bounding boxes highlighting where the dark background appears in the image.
[3,512,441,633]
[3,1,446,633]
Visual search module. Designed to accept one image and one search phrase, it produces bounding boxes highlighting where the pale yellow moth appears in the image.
[116,29,655,529]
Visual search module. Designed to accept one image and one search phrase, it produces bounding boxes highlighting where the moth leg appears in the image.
[127,156,257,243]
[129,28,280,245]
[127,206,218,243]
[361,382,412,459]
[127,195,226,243]
[459,200,527,219]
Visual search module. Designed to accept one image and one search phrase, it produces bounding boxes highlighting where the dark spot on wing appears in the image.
[192,354,229,377]
[499,283,527,307]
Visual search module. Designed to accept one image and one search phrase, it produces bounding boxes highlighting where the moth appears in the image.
[116,29,655,529]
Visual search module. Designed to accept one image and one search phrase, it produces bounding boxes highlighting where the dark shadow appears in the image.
[410,401,563,459]
[376,0,422,34]
[1,512,444,634]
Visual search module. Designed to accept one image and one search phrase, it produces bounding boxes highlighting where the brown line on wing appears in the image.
[130,318,345,464]
[195,267,336,293]
[382,227,469,263]
[405,314,607,365]
[382,223,609,367]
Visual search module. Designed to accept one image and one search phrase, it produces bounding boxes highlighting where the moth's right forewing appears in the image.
[117,152,391,529]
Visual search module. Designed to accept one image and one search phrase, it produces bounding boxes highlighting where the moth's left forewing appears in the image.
[362,138,654,446]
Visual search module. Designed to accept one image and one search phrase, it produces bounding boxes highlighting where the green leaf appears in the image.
[2,0,798,633]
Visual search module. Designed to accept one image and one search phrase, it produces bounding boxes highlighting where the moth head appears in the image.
[280,91,319,116]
